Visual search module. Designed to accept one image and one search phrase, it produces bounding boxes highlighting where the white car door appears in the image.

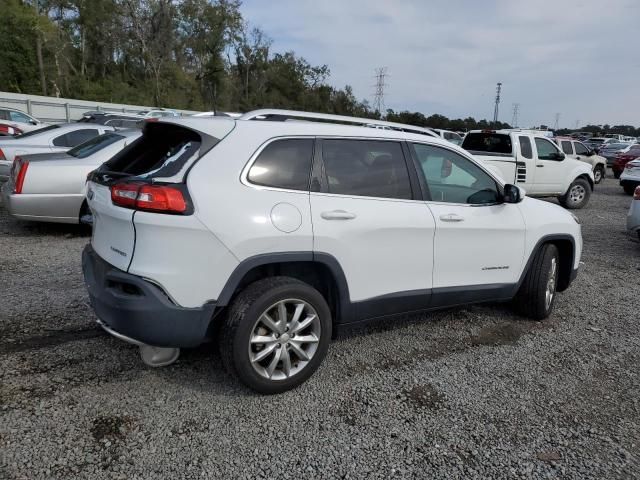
[309,138,435,313]
[410,142,525,304]
[533,136,565,194]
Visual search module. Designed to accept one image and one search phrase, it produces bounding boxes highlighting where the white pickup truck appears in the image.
[462,130,594,209]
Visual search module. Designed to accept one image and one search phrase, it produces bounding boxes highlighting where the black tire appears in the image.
[513,244,559,320]
[623,184,636,195]
[593,165,604,184]
[219,276,332,394]
[558,178,591,209]
[614,171,621,179]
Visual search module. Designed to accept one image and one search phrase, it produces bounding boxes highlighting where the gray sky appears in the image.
[241,0,640,128]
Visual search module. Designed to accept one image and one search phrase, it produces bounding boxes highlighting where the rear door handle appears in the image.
[439,213,464,222]
[321,210,357,220]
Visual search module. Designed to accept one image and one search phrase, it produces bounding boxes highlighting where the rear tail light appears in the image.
[634,186,640,200]
[110,182,188,214]
[0,148,5,161]
[12,157,29,194]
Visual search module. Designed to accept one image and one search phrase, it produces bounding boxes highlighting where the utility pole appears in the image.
[575,120,580,130]
[34,0,47,96]
[554,113,560,130]
[511,103,520,128]
[493,83,502,123]
[372,67,388,117]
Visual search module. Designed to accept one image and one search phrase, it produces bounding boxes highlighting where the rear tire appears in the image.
[614,171,621,179]
[513,244,559,320]
[219,276,332,394]
[559,178,591,209]
[623,184,636,195]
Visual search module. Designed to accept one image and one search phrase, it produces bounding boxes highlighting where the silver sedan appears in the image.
[0,123,115,183]
[628,186,640,242]
[2,130,141,224]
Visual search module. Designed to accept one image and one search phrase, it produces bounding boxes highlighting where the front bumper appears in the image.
[82,245,216,348]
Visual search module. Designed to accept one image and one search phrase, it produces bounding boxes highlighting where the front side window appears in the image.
[321,139,412,200]
[574,142,589,155]
[560,141,574,155]
[248,138,314,191]
[535,138,562,160]
[412,143,500,205]
[519,136,533,159]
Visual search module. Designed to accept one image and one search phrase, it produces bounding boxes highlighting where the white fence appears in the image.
[0,91,200,123]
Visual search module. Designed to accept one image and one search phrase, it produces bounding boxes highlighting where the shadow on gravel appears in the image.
[0,326,103,355]
[0,215,91,238]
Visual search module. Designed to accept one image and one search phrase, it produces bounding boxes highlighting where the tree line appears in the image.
[8,0,632,136]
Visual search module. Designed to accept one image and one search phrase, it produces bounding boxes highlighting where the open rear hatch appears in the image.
[86,120,231,271]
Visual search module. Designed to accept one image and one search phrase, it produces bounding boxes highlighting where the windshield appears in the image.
[68,132,124,159]
[462,132,513,154]
[589,139,606,144]
[15,124,60,138]
[604,143,627,150]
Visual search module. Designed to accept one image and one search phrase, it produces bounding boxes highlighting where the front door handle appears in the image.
[321,210,357,220]
[537,165,544,168]
[439,213,464,222]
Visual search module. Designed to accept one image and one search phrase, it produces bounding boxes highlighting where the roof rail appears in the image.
[238,109,438,138]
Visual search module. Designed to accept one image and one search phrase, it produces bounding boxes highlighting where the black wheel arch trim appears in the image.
[514,234,577,294]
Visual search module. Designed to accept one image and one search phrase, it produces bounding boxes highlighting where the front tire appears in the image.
[593,165,604,184]
[559,178,591,209]
[513,244,559,320]
[219,277,332,394]
[623,184,636,195]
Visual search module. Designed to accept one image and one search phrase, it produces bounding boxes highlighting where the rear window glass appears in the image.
[248,139,314,191]
[462,133,512,154]
[104,123,205,179]
[68,133,124,159]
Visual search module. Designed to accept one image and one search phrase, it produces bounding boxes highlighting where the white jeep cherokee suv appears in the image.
[83,110,582,393]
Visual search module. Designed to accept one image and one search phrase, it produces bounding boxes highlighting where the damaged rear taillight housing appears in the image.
[110,181,190,214]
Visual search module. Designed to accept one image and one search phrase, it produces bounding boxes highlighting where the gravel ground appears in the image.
[1,179,639,479]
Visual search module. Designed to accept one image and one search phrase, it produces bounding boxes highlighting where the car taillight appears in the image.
[13,158,29,194]
[110,182,188,213]
[0,148,5,161]
[635,186,640,200]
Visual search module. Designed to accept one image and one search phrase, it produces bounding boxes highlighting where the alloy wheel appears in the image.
[248,299,321,381]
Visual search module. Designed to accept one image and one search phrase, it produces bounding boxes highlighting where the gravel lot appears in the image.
[1,179,639,479]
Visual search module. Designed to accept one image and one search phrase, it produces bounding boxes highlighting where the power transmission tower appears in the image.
[493,83,502,123]
[372,67,388,116]
[554,113,560,130]
[511,103,520,128]
[575,120,580,130]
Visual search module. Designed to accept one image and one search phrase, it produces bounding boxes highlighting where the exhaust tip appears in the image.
[139,345,180,367]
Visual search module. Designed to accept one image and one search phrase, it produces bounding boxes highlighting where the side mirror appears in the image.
[441,159,452,178]
[30,120,38,125]
[586,150,594,157]
[503,184,524,203]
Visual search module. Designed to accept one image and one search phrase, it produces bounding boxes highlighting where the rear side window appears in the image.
[462,133,512,154]
[68,133,124,159]
[103,123,203,179]
[247,138,314,191]
[519,136,533,159]
[560,141,574,155]
[53,129,99,147]
[322,139,412,200]
[10,111,32,123]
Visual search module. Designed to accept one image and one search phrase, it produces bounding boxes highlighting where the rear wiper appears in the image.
[88,170,135,185]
